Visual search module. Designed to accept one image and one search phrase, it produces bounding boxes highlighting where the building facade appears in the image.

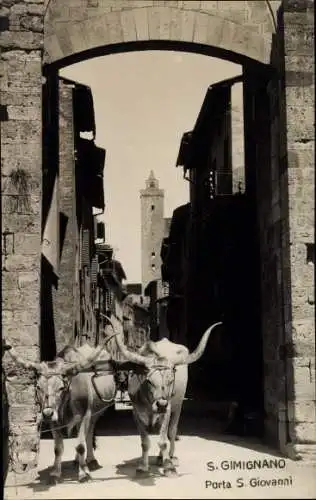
[41,77,106,356]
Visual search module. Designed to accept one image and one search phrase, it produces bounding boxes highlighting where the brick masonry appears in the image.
[1,0,315,474]
[52,79,77,352]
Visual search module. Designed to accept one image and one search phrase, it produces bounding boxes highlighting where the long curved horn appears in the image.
[100,313,151,367]
[61,331,113,376]
[4,341,42,372]
[174,321,223,365]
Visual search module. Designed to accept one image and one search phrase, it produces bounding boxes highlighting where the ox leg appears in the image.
[158,407,176,477]
[133,411,150,476]
[167,411,181,468]
[76,411,92,482]
[50,429,64,484]
[86,418,102,471]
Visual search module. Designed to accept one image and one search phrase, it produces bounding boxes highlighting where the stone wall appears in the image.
[1,0,44,478]
[280,0,315,460]
[231,82,245,193]
[256,0,315,460]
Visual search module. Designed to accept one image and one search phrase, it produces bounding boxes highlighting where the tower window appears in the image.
[151,252,155,258]
[151,205,155,211]
[151,264,156,271]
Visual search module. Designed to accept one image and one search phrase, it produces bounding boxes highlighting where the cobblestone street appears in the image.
[5,416,316,499]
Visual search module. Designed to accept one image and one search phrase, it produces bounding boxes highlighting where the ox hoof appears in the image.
[78,473,92,483]
[163,459,177,477]
[48,475,60,485]
[171,456,179,467]
[136,467,150,478]
[156,455,163,467]
[87,459,102,471]
[164,467,177,477]
[175,435,180,441]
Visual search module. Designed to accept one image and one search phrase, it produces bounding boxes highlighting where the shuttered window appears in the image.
[82,229,90,267]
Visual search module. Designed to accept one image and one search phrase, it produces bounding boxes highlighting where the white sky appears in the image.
[60,51,242,283]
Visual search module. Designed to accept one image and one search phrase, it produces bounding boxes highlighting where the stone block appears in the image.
[3,286,40,313]
[134,6,149,40]
[200,1,218,14]
[286,104,315,142]
[7,104,41,120]
[2,253,39,272]
[18,270,39,288]
[7,405,38,424]
[147,6,162,39]
[284,24,314,56]
[5,344,39,364]
[288,365,316,401]
[19,14,43,32]
[1,91,41,107]
[289,422,316,444]
[193,12,209,44]
[1,213,41,233]
[0,30,43,49]
[178,8,196,41]
[2,309,14,325]
[218,0,249,24]
[120,9,137,42]
[6,382,36,406]
[26,4,45,15]
[285,55,314,73]
[288,401,316,423]
[14,232,40,255]
[105,10,123,43]
[10,308,39,327]
[3,323,39,347]
[54,26,73,58]
[2,270,18,290]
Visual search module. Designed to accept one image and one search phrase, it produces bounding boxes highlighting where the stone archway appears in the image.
[44,1,279,66]
[1,0,314,477]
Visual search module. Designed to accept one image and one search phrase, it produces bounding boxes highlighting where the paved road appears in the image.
[5,415,316,499]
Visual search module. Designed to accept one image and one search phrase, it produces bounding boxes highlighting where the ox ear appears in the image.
[137,342,150,355]
[55,357,64,366]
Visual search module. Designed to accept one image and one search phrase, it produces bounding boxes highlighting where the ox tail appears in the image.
[184,322,223,365]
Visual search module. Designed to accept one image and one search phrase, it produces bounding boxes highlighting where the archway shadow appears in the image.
[40,404,285,460]
[93,407,286,459]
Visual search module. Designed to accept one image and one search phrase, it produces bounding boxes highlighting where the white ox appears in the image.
[4,327,151,484]
[116,321,223,477]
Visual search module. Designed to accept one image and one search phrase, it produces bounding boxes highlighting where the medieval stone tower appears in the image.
[140,171,165,293]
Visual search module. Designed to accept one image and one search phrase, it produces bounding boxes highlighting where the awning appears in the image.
[73,84,96,137]
[76,138,106,210]
[176,131,192,168]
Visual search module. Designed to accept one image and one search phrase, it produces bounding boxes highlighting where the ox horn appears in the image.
[4,340,42,373]
[174,322,223,365]
[99,313,152,367]
[61,327,113,376]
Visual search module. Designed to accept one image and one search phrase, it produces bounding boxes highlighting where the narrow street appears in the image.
[5,413,316,500]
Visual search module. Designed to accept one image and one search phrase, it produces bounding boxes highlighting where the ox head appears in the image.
[3,325,115,423]
[101,315,223,415]
[142,360,176,414]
